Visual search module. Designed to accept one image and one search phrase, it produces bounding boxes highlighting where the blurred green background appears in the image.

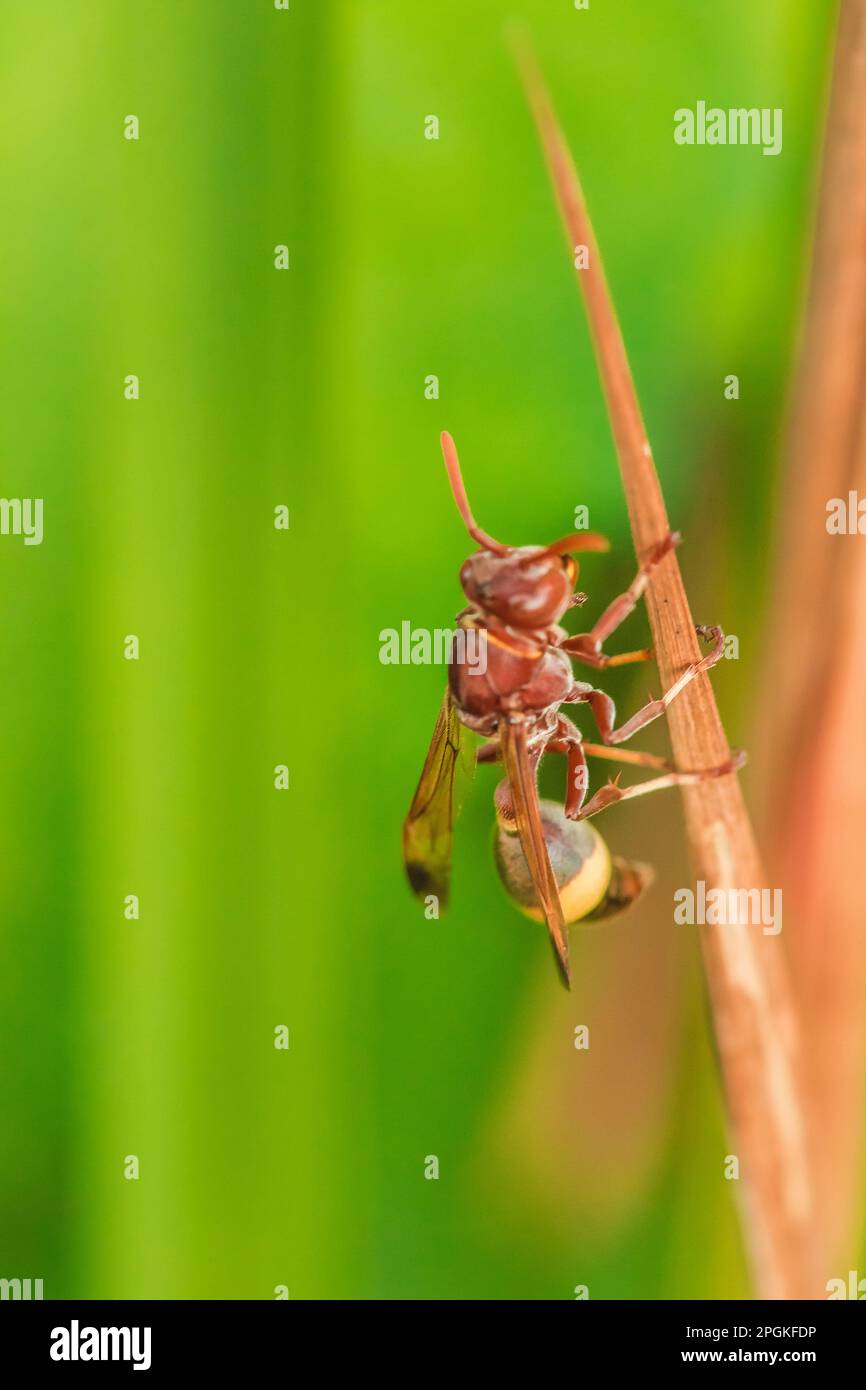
[0,0,843,1298]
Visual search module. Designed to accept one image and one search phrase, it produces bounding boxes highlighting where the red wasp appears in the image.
[403,431,744,985]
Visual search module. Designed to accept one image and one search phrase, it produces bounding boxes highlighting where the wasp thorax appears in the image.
[494,798,654,926]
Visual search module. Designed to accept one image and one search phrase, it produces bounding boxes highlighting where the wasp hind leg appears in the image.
[545,714,589,818]
[484,716,591,819]
[575,748,747,821]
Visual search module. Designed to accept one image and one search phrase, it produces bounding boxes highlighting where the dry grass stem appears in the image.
[514,38,820,1299]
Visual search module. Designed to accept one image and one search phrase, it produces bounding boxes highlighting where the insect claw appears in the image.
[576,779,624,819]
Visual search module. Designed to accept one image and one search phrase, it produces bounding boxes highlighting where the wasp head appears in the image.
[440,431,609,630]
[460,546,576,628]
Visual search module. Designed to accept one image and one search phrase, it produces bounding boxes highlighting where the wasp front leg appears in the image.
[561,531,679,669]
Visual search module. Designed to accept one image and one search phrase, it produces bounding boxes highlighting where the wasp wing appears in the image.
[403,689,474,910]
[500,717,571,986]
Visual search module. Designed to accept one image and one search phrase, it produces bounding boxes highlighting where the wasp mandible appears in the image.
[403,431,744,985]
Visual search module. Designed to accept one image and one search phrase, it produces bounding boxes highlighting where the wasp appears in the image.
[403,431,744,985]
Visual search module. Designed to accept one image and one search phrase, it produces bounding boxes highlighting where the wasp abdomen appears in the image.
[494,798,653,927]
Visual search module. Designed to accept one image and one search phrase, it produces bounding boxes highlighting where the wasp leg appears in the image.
[544,714,589,817]
[477,720,552,766]
[581,743,676,772]
[565,624,726,744]
[561,531,679,668]
[492,738,546,828]
[481,718,590,818]
[576,750,747,821]
[563,644,654,669]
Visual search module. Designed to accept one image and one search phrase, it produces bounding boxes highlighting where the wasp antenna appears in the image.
[440,432,510,555]
[546,532,610,556]
[520,531,610,565]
